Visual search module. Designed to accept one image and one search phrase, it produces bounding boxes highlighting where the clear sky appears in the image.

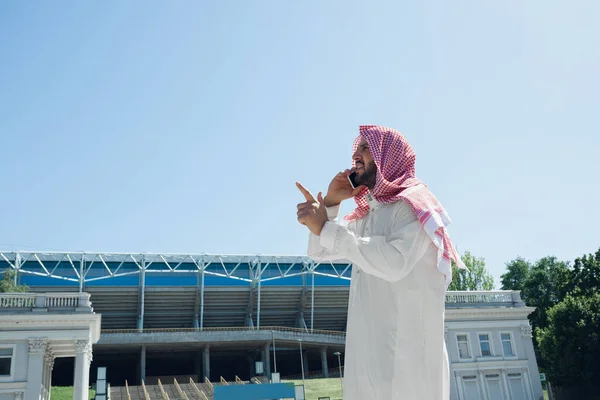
[1,1,598,286]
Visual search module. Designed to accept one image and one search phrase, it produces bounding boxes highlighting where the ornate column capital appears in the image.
[521,324,533,338]
[75,339,93,365]
[29,338,48,354]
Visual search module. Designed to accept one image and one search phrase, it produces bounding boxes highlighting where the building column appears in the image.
[521,325,543,399]
[73,340,92,400]
[454,371,465,400]
[25,339,47,400]
[500,369,511,400]
[521,367,535,400]
[478,369,488,400]
[320,348,328,378]
[262,343,271,379]
[195,351,202,381]
[202,345,210,382]
[247,353,256,377]
[140,345,146,384]
[303,350,309,376]
[43,349,55,400]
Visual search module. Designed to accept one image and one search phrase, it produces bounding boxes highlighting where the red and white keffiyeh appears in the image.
[345,125,467,285]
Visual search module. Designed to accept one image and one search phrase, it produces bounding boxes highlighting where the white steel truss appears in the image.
[0,251,352,285]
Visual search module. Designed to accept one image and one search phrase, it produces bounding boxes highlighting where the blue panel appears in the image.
[261,276,304,286]
[214,383,295,400]
[313,276,351,286]
[21,275,79,286]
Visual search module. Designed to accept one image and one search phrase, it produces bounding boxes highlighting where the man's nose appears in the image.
[352,150,361,161]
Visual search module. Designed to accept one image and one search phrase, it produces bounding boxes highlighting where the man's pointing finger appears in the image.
[295,182,316,202]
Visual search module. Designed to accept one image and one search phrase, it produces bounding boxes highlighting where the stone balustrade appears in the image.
[445,290,525,307]
[0,292,93,313]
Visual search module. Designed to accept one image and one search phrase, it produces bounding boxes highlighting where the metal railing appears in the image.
[101,325,346,337]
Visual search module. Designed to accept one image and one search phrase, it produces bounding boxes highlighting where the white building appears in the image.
[445,291,543,400]
[0,292,101,400]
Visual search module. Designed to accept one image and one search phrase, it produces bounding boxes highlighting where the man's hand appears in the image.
[296,182,329,236]
[324,169,366,207]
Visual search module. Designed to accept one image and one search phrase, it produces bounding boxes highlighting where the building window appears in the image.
[456,334,471,359]
[501,332,515,356]
[0,346,14,378]
[479,333,492,356]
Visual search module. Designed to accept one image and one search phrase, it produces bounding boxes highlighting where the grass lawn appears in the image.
[50,386,95,400]
[283,378,343,400]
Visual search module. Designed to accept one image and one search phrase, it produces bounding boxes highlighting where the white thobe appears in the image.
[307,194,449,400]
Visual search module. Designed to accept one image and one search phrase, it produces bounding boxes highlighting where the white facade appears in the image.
[445,291,543,400]
[0,293,101,400]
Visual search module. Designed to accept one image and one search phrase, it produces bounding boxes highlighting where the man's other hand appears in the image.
[296,182,328,236]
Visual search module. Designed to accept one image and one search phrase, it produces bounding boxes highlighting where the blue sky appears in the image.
[1,1,598,286]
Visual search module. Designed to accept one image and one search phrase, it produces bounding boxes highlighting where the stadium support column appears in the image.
[14,253,21,286]
[310,267,315,333]
[321,347,329,378]
[303,350,309,377]
[137,261,146,333]
[194,261,205,331]
[140,345,146,383]
[203,345,210,382]
[79,254,85,293]
[256,259,262,330]
[263,343,271,380]
[199,262,205,331]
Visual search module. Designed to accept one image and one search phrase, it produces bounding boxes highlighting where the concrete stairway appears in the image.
[110,379,247,400]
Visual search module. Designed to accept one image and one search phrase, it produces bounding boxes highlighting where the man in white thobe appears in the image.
[296,125,466,400]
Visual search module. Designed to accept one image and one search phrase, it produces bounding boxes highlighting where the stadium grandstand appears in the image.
[0,251,351,386]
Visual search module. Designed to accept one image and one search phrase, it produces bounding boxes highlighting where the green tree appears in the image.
[521,256,570,331]
[448,251,494,291]
[537,292,600,388]
[500,256,531,293]
[569,248,600,298]
[0,269,29,293]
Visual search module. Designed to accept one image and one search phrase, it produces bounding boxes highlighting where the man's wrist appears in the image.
[323,195,341,208]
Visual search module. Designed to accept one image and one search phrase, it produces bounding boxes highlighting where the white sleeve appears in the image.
[306,204,352,262]
[314,207,433,282]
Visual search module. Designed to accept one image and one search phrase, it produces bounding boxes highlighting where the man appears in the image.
[296,125,466,400]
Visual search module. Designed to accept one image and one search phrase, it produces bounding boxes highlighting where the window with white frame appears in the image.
[478,333,492,356]
[500,332,515,357]
[0,346,15,378]
[456,334,471,359]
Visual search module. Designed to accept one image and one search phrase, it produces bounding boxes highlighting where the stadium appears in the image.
[0,250,543,400]
[1,251,351,386]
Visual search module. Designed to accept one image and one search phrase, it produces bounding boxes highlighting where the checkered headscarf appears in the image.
[345,125,466,286]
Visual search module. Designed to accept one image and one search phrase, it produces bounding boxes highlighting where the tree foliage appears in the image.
[500,257,531,293]
[522,256,571,331]
[537,293,600,386]
[502,248,600,390]
[448,250,494,291]
[0,269,29,293]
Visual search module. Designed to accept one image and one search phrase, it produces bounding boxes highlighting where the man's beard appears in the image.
[355,162,377,189]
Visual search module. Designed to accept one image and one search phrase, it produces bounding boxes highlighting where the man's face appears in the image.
[353,138,377,189]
